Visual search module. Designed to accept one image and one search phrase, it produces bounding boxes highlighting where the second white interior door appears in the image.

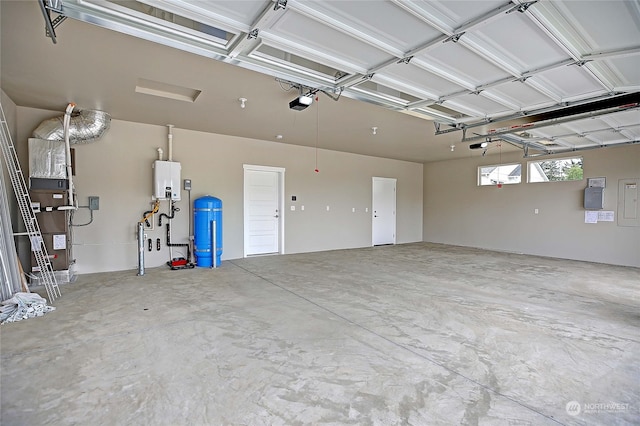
[244,168,281,256]
[372,177,396,246]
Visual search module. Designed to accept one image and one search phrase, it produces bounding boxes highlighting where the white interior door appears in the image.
[244,166,284,256]
[372,177,396,246]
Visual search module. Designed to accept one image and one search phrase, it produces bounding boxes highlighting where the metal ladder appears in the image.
[0,102,61,302]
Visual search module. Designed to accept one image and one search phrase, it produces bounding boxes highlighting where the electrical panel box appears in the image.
[88,196,100,210]
[618,179,640,227]
[153,160,181,200]
[584,187,604,210]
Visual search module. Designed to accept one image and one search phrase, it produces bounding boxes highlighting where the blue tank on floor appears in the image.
[193,196,222,267]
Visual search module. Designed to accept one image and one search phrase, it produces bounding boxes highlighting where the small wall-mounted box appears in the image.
[584,187,604,210]
[88,196,100,211]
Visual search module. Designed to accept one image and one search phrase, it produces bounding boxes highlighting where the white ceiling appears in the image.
[1,0,639,162]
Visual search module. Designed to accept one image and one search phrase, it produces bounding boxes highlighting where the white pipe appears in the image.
[157,147,163,161]
[63,103,76,208]
[167,124,174,162]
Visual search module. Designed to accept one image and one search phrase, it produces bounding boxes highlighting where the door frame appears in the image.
[243,164,285,257]
[372,176,397,246]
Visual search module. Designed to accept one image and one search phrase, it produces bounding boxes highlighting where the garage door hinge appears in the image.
[274,0,287,11]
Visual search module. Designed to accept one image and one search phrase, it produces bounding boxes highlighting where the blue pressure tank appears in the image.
[193,196,223,267]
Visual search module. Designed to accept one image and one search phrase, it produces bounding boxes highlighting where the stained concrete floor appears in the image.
[1,243,638,425]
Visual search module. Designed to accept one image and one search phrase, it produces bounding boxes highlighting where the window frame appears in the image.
[527,156,584,183]
[477,163,522,186]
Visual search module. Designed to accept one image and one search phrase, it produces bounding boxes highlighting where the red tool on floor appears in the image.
[167,257,194,270]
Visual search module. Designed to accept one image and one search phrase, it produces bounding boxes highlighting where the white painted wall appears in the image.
[0,91,25,267]
[423,146,640,267]
[16,107,423,274]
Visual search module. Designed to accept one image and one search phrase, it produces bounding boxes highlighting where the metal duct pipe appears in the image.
[32,109,111,143]
[63,103,76,208]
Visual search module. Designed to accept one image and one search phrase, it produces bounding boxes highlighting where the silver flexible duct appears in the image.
[32,109,111,143]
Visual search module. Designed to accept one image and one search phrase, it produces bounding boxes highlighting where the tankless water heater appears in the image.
[153,160,181,200]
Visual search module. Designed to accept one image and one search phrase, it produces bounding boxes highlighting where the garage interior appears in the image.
[1,0,639,424]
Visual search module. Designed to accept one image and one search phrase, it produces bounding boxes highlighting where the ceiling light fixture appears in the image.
[238,97,247,108]
[372,127,378,135]
[450,144,455,151]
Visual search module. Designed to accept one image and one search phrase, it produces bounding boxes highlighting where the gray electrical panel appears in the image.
[88,196,100,210]
[584,187,604,210]
[618,179,640,227]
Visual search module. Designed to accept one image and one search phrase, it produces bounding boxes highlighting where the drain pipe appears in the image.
[167,124,174,162]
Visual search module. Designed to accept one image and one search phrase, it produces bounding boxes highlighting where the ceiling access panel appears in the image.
[528,65,609,103]
[296,0,443,54]
[266,10,392,73]
[403,0,509,32]
[376,62,466,100]
[467,12,571,74]
[414,42,512,89]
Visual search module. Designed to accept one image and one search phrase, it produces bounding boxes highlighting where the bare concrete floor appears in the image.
[1,243,638,425]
